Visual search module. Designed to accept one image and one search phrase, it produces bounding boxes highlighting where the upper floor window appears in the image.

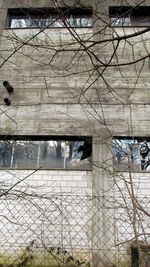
[109,6,150,27]
[113,137,150,171]
[6,8,92,29]
[0,136,92,170]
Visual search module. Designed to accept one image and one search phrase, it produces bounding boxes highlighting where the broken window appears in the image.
[6,8,92,29]
[113,137,150,171]
[0,136,92,170]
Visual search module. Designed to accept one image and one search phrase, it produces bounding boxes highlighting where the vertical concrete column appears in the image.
[0,0,9,36]
[92,135,115,267]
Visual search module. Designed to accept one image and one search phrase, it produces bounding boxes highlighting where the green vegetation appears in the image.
[0,241,90,267]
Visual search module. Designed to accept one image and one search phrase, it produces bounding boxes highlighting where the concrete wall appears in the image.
[0,1,96,264]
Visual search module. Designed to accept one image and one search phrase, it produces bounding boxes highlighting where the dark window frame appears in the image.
[6,7,93,29]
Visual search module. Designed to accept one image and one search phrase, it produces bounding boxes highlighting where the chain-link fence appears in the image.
[0,188,149,267]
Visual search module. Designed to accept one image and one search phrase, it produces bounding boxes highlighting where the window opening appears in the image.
[113,137,150,171]
[7,8,92,29]
[0,136,92,170]
[109,6,150,27]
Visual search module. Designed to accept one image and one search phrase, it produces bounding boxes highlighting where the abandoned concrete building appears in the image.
[0,0,149,266]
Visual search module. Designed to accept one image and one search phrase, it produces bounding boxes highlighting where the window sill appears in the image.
[110,25,150,28]
[114,169,150,173]
[0,167,93,171]
[5,26,92,30]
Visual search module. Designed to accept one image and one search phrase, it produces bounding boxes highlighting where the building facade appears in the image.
[0,0,149,266]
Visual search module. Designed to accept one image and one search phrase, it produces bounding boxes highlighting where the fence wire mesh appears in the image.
[0,188,149,267]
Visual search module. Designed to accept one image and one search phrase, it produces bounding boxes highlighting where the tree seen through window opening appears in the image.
[113,138,150,171]
[8,8,92,29]
[0,138,92,170]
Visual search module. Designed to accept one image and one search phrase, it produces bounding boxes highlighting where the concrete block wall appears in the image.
[0,169,93,253]
[114,172,150,249]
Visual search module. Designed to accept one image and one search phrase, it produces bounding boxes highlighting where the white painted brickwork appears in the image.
[0,170,93,253]
[0,168,149,255]
[114,172,150,248]
[0,169,92,193]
